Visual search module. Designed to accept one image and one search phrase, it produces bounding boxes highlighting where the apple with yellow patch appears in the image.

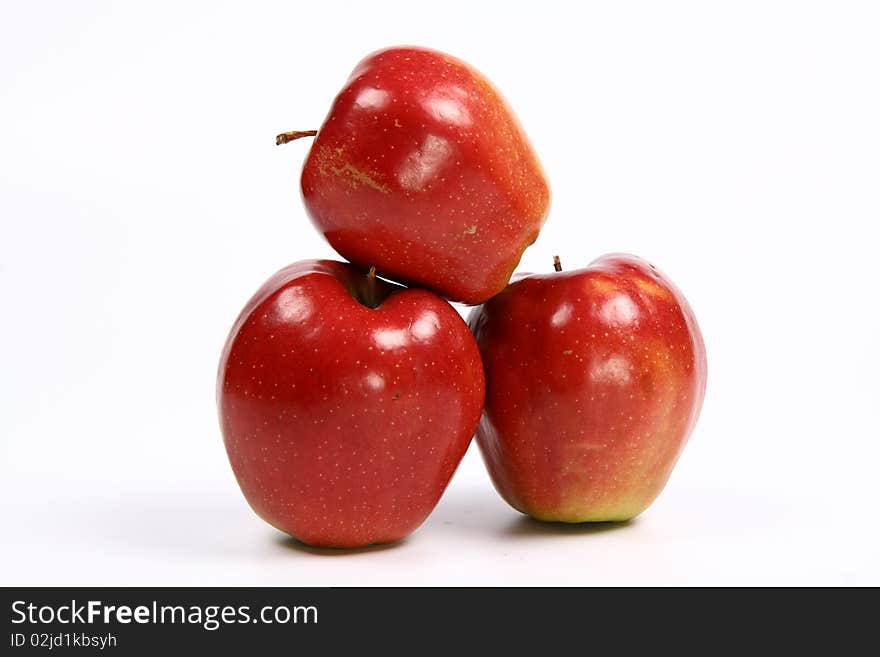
[467,254,707,522]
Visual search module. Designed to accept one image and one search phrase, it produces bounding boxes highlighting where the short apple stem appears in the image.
[553,255,562,272]
[275,130,318,145]
[366,266,377,308]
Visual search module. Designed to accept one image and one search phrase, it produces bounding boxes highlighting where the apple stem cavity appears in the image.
[553,255,562,272]
[365,266,378,309]
[275,130,318,145]
[350,266,386,310]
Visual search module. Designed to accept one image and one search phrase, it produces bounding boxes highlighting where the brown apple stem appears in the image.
[366,266,377,308]
[275,130,318,145]
[553,255,562,272]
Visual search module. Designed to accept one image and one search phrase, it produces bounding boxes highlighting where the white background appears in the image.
[2,1,878,586]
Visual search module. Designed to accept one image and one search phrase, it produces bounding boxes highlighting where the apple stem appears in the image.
[366,266,377,308]
[275,130,318,145]
[553,255,562,272]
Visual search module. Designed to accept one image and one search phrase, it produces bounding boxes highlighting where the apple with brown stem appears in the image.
[468,254,707,522]
[277,46,551,305]
[218,260,485,547]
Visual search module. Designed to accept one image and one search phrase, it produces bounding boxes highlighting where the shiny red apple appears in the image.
[217,260,485,547]
[281,46,551,304]
[468,254,707,522]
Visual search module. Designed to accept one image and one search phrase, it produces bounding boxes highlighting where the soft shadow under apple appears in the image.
[503,515,635,538]
[274,534,407,557]
[427,488,513,537]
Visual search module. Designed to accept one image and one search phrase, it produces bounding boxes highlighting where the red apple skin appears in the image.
[300,46,551,305]
[217,260,485,548]
[468,254,707,522]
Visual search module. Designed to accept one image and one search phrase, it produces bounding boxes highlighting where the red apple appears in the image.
[468,254,707,522]
[217,260,485,547]
[281,46,551,304]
